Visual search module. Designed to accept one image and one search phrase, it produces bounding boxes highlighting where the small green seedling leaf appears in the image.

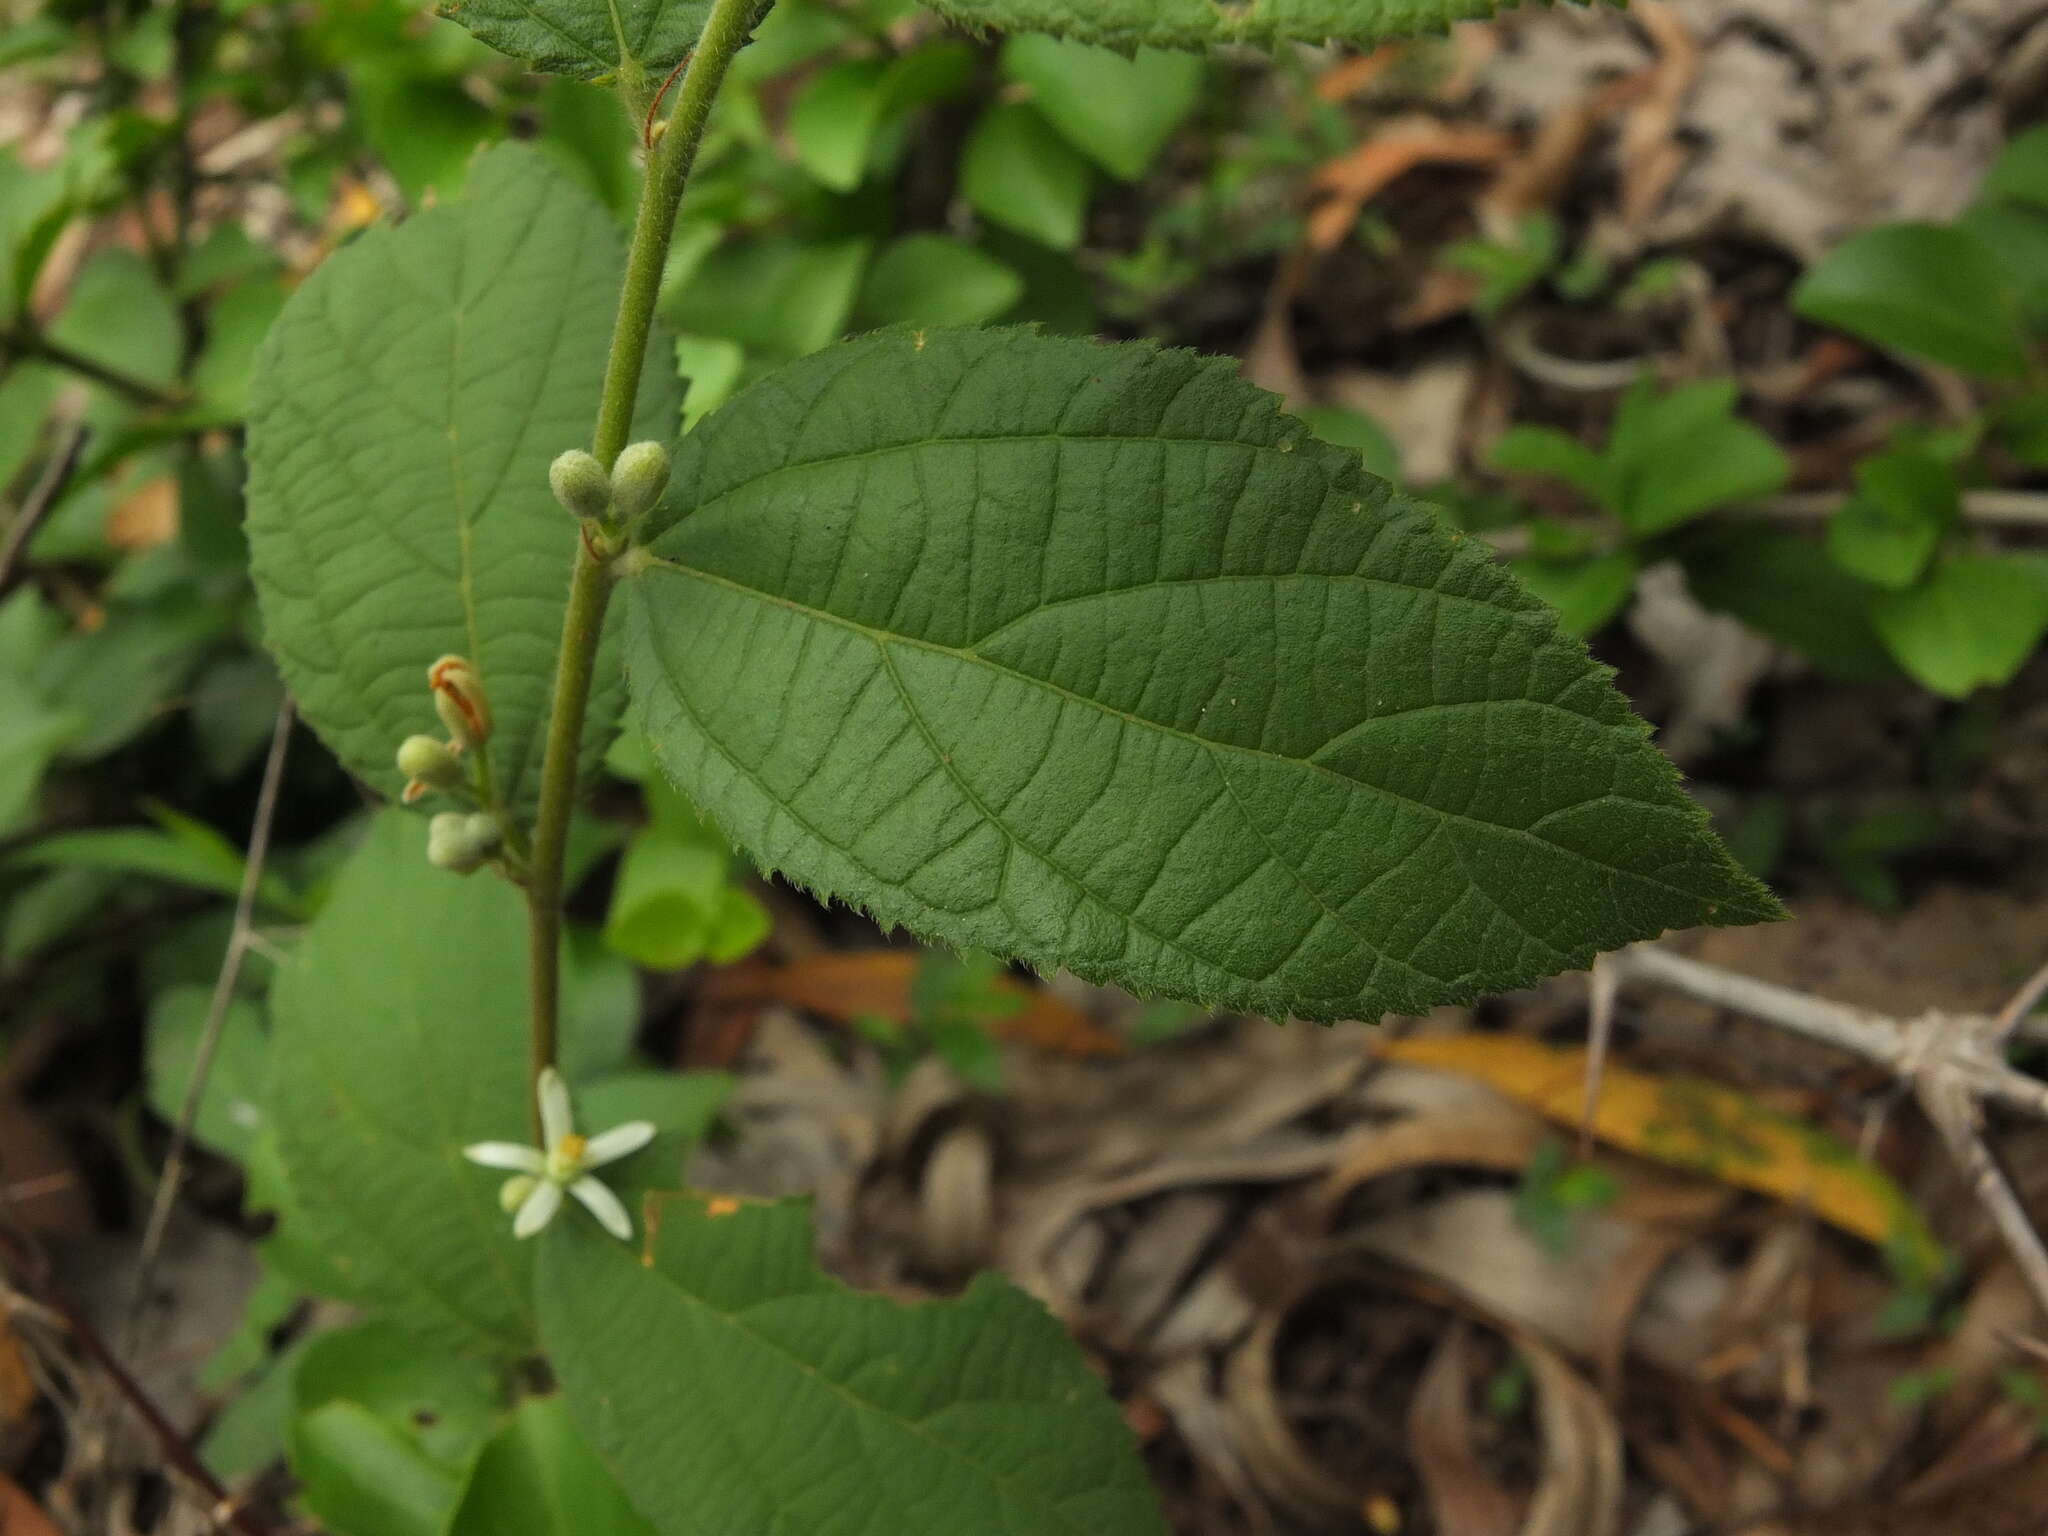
[1826,442,1956,590]
[1000,35,1202,182]
[928,0,1567,52]
[1603,377,1788,535]
[1871,554,2048,698]
[961,102,1093,250]
[1793,222,2030,378]
[1494,379,1787,535]
[538,1194,1168,1535]
[247,145,681,814]
[267,811,537,1357]
[1443,213,1561,316]
[625,328,1780,1024]
[431,0,711,82]
[1489,424,1614,506]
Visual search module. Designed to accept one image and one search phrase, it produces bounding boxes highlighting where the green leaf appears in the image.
[961,103,1093,250]
[562,926,643,1081]
[1826,443,1955,590]
[431,0,711,81]
[1294,406,1399,483]
[32,587,226,758]
[1604,377,1788,535]
[538,1194,1167,1535]
[1514,550,1639,638]
[624,328,1780,1023]
[1979,125,2048,212]
[927,0,1550,51]
[47,246,181,391]
[0,673,79,837]
[1999,391,2048,469]
[675,334,747,428]
[1489,424,1613,507]
[145,984,269,1162]
[1871,554,2048,698]
[1680,527,1898,683]
[663,234,872,358]
[203,1332,314,1482]
[450,1396,656,1536]
[1000,36,1202,182]
[1792,222,2030,378]
[247,144,681,814]
[603,826,734,969]
[1957,201,2048,334]
[192,278,288,419]
[289,1322,505,1536]
[788,46,972,192]
[789,58,895,191]
[15,810,301,915]
[266,810,536,1357]
[535,78,640,222]
[858,235,1025,329]
[190,653,288,779]
[352,69,498,202]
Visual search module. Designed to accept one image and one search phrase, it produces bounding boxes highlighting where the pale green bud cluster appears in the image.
[609,441,671,522]
[396,735,462,804]
[549,449,611,521]
[427,811,503,875]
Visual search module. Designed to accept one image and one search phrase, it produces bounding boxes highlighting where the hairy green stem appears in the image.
[524,0,768,1120]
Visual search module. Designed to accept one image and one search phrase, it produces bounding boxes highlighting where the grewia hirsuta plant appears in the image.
[240,0,1777,1527]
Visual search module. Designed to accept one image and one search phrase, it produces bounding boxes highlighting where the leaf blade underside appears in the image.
[626,327,1779,1023]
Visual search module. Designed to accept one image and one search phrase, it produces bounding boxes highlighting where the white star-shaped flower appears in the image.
[463,1068,655,1241]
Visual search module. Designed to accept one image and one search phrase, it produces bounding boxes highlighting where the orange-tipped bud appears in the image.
[428,655,492,751]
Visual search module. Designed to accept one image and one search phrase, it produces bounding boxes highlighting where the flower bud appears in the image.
[461,812,503,856]
[429,655,492,751]
[609,441,671,522]
[549,448,611,521]
[396,734,463,803]
[427,811,483,873]
[499,1174,538,1213]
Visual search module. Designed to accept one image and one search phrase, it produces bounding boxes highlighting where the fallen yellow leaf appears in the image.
[1377,1034,1943,1279]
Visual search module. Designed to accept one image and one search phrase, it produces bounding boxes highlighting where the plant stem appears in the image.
[2,325,184,409]
[523,0,768,1120]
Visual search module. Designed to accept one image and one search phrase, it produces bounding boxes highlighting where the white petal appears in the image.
[537,1068,574,1150]
[512,1178,563,1239]
[464,1141,546,1174]
[569,1176,633,1241]
[582,1120,656,1168]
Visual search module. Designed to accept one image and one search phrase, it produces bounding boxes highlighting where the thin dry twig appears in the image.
[0,424,90,599]
[1753,490,2048,527]
[0,1228,272,1536]
[1994,955,2048,1049]
[1581,954,1620,1159]
[1602,943,2048,1321]
[130,699,293,1332]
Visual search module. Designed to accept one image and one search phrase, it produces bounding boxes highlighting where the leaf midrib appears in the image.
[636,556,1716,910]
